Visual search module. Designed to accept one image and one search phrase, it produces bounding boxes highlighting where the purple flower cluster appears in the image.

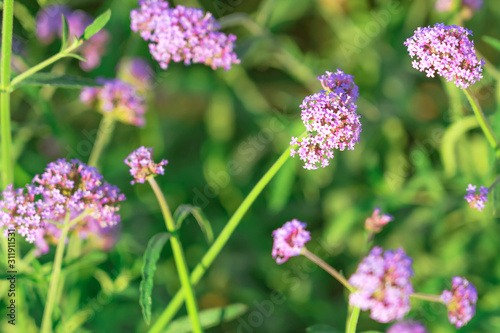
[272,220,311,264]
[365,207,393,233]
[124,146,168,185]
[80,78,146,127]
[36,5,109,71]
[0,159,125,255]
[130,0,240,70]
[348,246,414,323]
[464,184,488,211]
[441,276,477,328]
[387,320,428,333]
[290,69,362,170]
[404,23,484,89]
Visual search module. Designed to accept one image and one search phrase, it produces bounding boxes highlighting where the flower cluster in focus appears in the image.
[441,276,477,328]
[36,5,109,71]
[464,184,488,211]
[349,246,414,323]
[404,23,484,89]
[124,146,168,185]
[290,69,362,170]
[0,159,125,256]
[272,219,311,264]
[80,78,146,127]
[387,320,428,333]
[130,0,240,70]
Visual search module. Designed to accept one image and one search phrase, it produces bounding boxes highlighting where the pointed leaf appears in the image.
[306,325,340,333]
[140,232,170,325]
[165,304,248,333]
[83,9,111,40]
[174,204,214,244]
[16,73,102,89]
[61,14,69,51]
[483,36,500,53]
[65,53,88,62]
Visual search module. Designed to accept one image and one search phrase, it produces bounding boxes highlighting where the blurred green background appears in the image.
[2,0,500,332]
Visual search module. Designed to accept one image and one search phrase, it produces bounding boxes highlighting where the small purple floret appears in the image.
[441,276,477,328]
[464,184,488,211]
[272,219,311,264]
[124,146,168,185]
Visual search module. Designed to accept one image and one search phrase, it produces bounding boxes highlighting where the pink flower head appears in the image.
[348,246,414,323]
[36,5,109,71]
[435,0,482,12]
[387,320,428,333]
[124,146,168,185]
[130,0,240,70]
[464,184,488,211]
[404,23,484,89]
[441,276,477,328]
[434,0,453,12]
[80,78,146,127]
[365,207,393,233]
[31,159,125,255]
[272,219,311,264]
[290,69,362,170]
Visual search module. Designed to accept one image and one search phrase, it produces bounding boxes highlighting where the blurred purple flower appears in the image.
[464,184,488,211]
[36,5,109,71]
[272,219,311,264]
[387,320,428,333]
[404,23,484,89]
[130,0,240,70]
[116,57,155,91]
[434,0,483,12]
[441,276,477,328]
[290,69,362,170]
[365,207,393,233]
[80,78,146,127]
[434,0,453,12]
[348,246,414,323]
[463,0,483,11]
[124,146,168,185]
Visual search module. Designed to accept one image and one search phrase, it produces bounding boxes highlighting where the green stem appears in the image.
[302,249,355,293]
[9,41,82,90]
[410,292,444,303]
[147,177,203,333]
[40,213,71,333]
[1,0,14,188]
[463,88,500,159]
[148,147,290,333]
[346,306,360,333]
[88,114,116,167]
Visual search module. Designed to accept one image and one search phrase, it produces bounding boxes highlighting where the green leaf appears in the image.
[61,14,69,51]
[165,304,248,333]
[83,9,111,40]
[483,36,500,52]
[306,325,340,333]
[65,53,88,62]
[16,73,102,89]
[140,232,170,325]
[174,204,214,244]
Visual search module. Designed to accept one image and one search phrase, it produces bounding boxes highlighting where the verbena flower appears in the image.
[36,5,109,71]
[290,69,362,170]
[404,23,484,89]
[0,184,45,243]
[124,146,168,185]
[117,57,154,91]
[80,78,146,127]
[441,276,477,328]
[271,219,311,264]
[130,0,240,70]
[349,246,414,323]
[387,320,428,333]
[464,184,488,211]
[365,207,393,233]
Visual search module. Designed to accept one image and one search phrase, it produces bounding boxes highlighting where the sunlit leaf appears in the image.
[83,9,111,40]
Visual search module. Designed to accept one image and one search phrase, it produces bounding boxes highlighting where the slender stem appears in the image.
[410,292,444,303]
[148,147,290,333]
[88,114,116,167]
[147,177,203,333]
[302,249,355,293]
[1,0,14,188]
[9,41,82,89]
[463,88,500,159]
[346,306,360,333]
[489,175,500,191]
[40,213,71,333]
